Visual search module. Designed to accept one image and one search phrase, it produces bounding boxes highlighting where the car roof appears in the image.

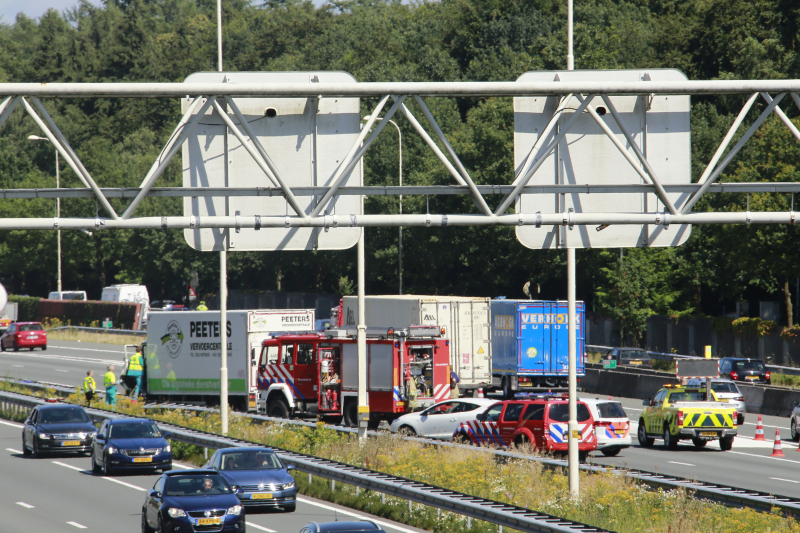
[579,398,622,405]
[13,322,41,325]
[218,447,275,453]
[164,469,220,477]
[108,417,155,425]
[37,404,86,411]
[306,521,382,532]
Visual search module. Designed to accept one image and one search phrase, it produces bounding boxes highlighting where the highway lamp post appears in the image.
[28,135,61,293]
[363,116,402,294]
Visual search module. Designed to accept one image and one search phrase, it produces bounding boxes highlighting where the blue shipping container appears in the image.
[491,300,585,379]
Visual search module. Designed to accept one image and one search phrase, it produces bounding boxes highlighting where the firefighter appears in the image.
[104,365,117,410]
[196,301,208,311]
[449,371,461,399]
[126,345,144,398]
[82,370,96,407]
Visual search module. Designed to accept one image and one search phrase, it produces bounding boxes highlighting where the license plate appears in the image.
[197,518,221,526]
[133,457,152,463]
[251,493,273,499]
[614,429,626,435]
[61,441,81,446]
[519,383,533,387]
[630,361,642,365]
[745,376,758,380]
[700,431,717,437]
[29,335,38,339]
[249,400,256,408]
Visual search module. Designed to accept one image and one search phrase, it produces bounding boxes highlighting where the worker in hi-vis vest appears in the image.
[82,370,96,407]
[126,346,144,398]
[104,365,117,410]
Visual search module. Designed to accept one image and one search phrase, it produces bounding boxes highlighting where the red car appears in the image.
[0,322,47,351]
[454,397,597,461]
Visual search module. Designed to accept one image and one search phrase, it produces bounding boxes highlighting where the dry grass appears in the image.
[44,328,144,346]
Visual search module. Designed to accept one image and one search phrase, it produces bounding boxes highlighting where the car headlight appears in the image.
[281,482,296,490]
[107,446,116,455]
[167,508,186,518]
[38,433,50,439]
[164,444,171,453]
[227,505,242,516]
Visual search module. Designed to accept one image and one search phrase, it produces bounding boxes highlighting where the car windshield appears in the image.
[620,350,649,360]
[110,423,162,439]
[164,475,233,496]
[548,403,591,423]
[19,324,43,332]
[596,402,627,419]
[711,382,740,394]
[667,391,706,402]
[220,451,283,470]
[39,408,90,424]
[62,293,84,300]
[734,360,765,371]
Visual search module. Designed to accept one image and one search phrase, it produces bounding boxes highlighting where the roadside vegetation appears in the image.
[41,318,144,346]
[10,387,788,533]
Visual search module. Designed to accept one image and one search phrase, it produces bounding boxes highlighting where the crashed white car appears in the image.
[390,398,497,439]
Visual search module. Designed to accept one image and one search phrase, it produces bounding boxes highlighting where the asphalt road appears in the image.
[4,340,800,498]
[0,419,426,533]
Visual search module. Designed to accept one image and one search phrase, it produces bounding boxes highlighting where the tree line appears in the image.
[1,0,800,345]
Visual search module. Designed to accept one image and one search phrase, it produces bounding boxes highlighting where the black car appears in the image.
[22,403,97,457]
[142,470,245,533]
[299,521,386,533]
[719,357,770,384]
[91,417,173,476]
[204,447,297,511]
[604,348,653,369]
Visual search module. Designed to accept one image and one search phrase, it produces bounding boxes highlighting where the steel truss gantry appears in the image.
[1,79,800,233]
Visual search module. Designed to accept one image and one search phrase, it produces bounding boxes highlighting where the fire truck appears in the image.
[255,326,451,427]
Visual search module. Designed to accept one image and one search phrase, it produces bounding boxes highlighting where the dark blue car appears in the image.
[90,417,173,475]
[142,470,245,533]
[204,447,297,512]
[22,403,97,457]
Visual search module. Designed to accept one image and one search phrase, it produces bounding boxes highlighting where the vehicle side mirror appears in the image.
[153,491,162,499]
[476,413,485,422]
[642,399,650,406]
[162,432,172,439]
[96,434,105,441]
[286,465,295,471]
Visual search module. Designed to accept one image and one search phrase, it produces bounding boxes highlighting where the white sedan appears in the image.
[390,398,497,439]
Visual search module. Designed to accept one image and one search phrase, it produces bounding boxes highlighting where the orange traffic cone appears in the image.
[771,428,786,457]
[608,395,613,400]
[754,414,766,441]
[477,387,485,398]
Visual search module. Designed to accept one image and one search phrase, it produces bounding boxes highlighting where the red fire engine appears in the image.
[256,326,451,427]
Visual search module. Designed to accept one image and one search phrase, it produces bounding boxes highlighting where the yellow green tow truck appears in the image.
[637,359,738,450]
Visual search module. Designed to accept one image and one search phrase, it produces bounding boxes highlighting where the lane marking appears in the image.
[173,463,192,469]
[49,345,126,354]
[743,422,784,430]
[52,461,146,491]
[0,420,24,428]
[6,448,23,454]
[297,497,421,533]
[16,502,34,508]
[771,477,800,484]
[728,450,800,464]
[55,369,69,373]
[246,523,277,532]
[11,364,24,367]
[67,522,87,529]
[2,352,121,366]
[667,461,695,467]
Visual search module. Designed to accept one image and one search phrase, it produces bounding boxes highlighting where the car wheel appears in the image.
[454,432,472,445]
[663,426,678,450]
[792,419,798,442]
[0,340,5,351]
[267,399,289,419]
[637,419,654,447]
[41,345,47,351]
[398,425,416,437]
[141,509,156,533]
[720,435,734,451]
[691,438,707,448]
[91,453,101,473]
[601,447,621,457]
[283,504,296,512]
[12,341,18,352]
[502,377,512,400]
[102,453,114,476]
[578,451,588,462]
[514,434,530,449]
[31,439,41,458]
[22,436,31,456]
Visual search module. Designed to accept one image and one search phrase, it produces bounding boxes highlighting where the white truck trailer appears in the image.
[137,309,314,411]
[339,295,491,394]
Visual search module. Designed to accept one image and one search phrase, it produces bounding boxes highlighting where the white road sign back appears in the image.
[182,71,363,251]
[514,69,692,249]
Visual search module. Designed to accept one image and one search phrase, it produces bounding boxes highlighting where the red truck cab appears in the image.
[454,397,597,460]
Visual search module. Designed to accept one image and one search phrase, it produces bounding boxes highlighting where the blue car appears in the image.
[22,404,97,457]
[142,470,245,533]
[204,447,297,512]
[90,417,173,476]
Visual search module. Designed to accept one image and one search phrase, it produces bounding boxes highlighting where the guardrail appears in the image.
[2,385,799,516]
[46,326,146,336]
[0,389,612,533]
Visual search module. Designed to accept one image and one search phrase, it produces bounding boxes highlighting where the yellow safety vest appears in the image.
[104,371,116,388]
[196,304,208,311]
[147,352,160,371]
[82,376,96,392]
[129,352,143,372]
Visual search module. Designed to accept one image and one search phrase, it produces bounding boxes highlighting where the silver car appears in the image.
[389,398,497,439]
[687,378,746,425]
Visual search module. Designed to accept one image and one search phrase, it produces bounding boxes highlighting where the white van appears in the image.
[48,291,87,301]
[101,284,150,329]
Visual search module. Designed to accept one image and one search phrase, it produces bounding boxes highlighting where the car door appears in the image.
[294,343,317,401]
[3,324,15,348]
[146,476,166,527]
[522,403,546,448]
[647,390,666,434]
[497,403,525,445]
[204,450,219,469]
[94,421,109,463]
[451,402,486,434]
[427,401,462,438]
[24,409,37,450]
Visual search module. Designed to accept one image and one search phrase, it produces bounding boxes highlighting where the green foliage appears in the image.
[730,317,778,338]
[8,295,41,321]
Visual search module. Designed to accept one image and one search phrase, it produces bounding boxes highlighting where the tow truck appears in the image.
[256,325,451,427]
